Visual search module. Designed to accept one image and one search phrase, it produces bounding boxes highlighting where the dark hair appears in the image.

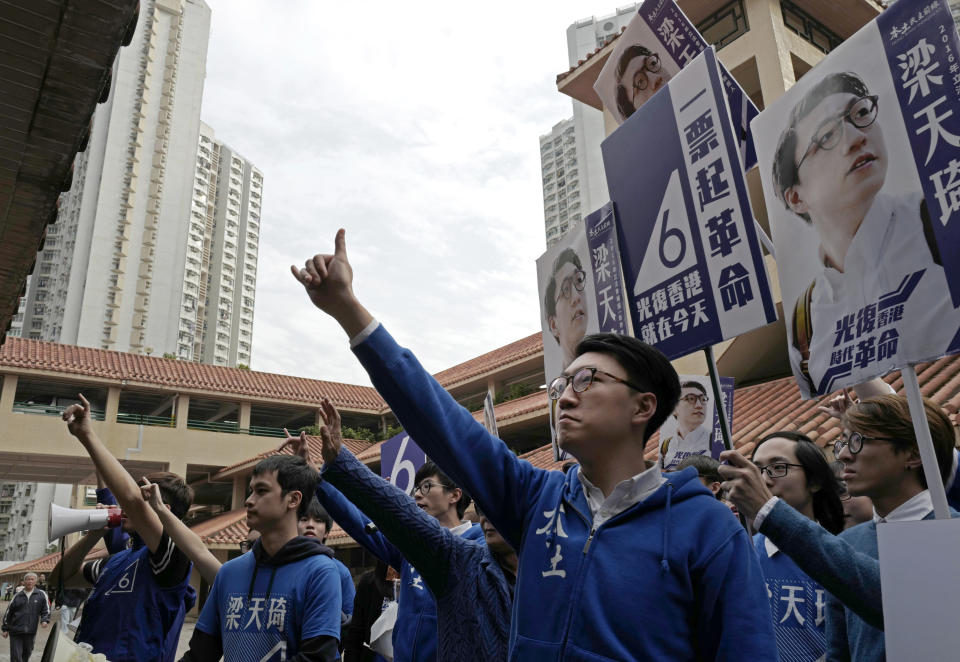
[414,461,472,519]
[680,380,707,395]
[543,248,584,327]
[772,72,871,222]
[252,455,318,518]
[842,394,956,488]
[676,454,721,482]
[615,44,654,121]
[145,471,193,520]
[302,496,334,538]
[574,333,680,442]
[751,431,845,535]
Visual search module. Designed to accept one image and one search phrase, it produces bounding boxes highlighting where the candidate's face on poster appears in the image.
[784,92,887,233]
[618,48,670,116]
[549,259,588,367]
[674,386,707,433]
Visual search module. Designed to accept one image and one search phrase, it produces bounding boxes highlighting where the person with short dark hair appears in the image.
[50,395,195,662]
[660,380,712,470]
[2,572,49,662]
[543,248,589,371]
[675,454,722,497]
[771,71,960,395]
[749,431,844,661]
[614,43,670,121]
[720,394,960,662]
[299,497,356,626]
[291,231,777,661]
[180,454,342,662]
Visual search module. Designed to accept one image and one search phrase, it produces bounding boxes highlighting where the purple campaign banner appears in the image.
[379,431,427,495]
[710,376,735,459]
[602,48,776,361]
[639,0,758,170]
[585,202,630,335]
[881,0,960,307]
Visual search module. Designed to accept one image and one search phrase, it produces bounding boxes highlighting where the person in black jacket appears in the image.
[342,561,393,662]
[2,573,50,662]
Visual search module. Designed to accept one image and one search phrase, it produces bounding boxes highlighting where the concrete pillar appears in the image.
[105,386,121,423]
[167,458,188,480]
[486,377,497,401]
[239,402,251,430]
[315,409,324,428]
[747,0,796,104]
[0,374,18,412]
[175,393,190,430]
[232,475,247,510]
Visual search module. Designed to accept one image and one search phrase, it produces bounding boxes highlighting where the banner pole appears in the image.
[753,219,776,258]
[704,345,733,451]
[901,364,950,519]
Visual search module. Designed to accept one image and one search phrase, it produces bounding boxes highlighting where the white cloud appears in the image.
[201,0,619,384]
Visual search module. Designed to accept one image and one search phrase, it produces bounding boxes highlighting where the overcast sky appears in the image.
[199,0,617,386]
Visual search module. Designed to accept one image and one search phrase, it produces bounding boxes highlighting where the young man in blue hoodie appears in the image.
[50,395,196,662]
[290,230,778,661]
[180,455,343,661]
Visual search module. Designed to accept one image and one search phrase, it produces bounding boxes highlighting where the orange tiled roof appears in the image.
[556,26,624,85]
[191,507,349,546]
[0,337,385,411]
[0,546,108,579]
[215,435,373,477]
[433,332,542,388]
[470,390,547,425]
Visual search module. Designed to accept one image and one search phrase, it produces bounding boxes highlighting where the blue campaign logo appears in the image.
[379,431,427,495]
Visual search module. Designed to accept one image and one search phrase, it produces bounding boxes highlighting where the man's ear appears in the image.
[631,392,658,426]
[447,487,462,507]
[548,315,560,343]
[905,448,924,472]
[783,185,809,216]
[287,490,303,513]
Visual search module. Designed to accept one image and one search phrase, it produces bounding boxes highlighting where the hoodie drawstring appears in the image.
[660,483,674,573]
[264,566,278,605]
[246,565,259,603]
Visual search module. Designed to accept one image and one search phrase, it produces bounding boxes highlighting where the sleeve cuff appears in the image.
[349,319,380,349]
[753,496,780,530]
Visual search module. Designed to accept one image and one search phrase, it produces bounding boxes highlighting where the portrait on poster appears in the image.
[595,13,680,125]
[752,1,960,398]
[658,375,715,470]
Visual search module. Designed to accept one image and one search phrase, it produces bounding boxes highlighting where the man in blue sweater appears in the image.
[311,441,482,662]
[720,393,959,662]
[290,230,777,661]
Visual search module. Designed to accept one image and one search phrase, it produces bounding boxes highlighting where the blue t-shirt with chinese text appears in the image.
[196,538,342,661]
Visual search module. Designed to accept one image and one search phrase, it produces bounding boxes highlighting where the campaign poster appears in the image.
[593,0,759,169]
[537,202,631,461]
[602,48,777,362]
[659,374,735,470]
[752,0,960,399]
[380,431,427,495]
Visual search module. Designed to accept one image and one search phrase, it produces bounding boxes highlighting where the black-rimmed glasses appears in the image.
[632,54,662,93]
[834,431,898,456]
[680,393,709,406]
[795,95,879,172]
[548,367,645,401]
[413,480,451,496]
[755,462,804,479]
[555,269,586,303]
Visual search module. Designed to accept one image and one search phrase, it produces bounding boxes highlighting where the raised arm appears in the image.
[140,479,221,584]
[314,401,461,596]
[291,231,552,548]
[62,394,165,552]
[720,450,883,628]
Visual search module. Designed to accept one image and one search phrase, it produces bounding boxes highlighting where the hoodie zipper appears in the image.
[582,528,596,554]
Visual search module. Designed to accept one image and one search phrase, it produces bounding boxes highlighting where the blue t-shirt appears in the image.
[334,559,355,618]
[754,533,827,661]
[196,551,342,661]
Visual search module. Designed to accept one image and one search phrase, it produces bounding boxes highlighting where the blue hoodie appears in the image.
[316,478,482,662]
[352,324,778,661]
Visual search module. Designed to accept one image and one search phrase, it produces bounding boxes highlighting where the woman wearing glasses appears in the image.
[749,431,844,662]
[771,71,960,397]
[659,381,712,470]
[719,394,958,662]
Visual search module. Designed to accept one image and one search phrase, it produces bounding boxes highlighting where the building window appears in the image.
[779,0,842,54]
[696,0,749,49]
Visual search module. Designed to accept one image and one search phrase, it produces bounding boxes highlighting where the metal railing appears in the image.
[12,402,106,420]
[116,412,175,428]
